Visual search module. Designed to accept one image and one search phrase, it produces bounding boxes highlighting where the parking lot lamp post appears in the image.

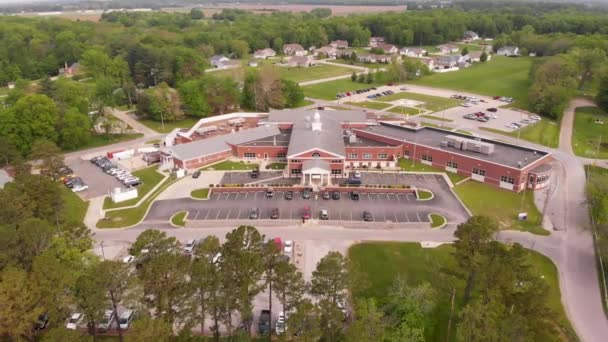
[100,241,106,260]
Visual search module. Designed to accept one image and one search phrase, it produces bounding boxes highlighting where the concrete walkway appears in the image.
[109,108,159,138]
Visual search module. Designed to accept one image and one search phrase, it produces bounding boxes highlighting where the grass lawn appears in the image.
[417,189,433,200]
[479,118,560,148]
[139,117,200,133]
[201,160,258,171]
[145,139,161,145]
[398,158,466,184]
[266,162,286,170]
[348,242,576,342]
[430,213,446,228]
[412,56,533,110]
[380,92,462,112]
[303,79,381,100]
[60,187,89,223]
[345,101,391,110]
[191,188,210,199]
[386,106,420,115]
[421,121,445,129]
[171,211,187,227]
[453,180,547,235]
[572,106,608,159]
[103,167,165,210]
[330,58,386,69]
[278,64,354,83]
[63,134,143,152]
[97,176,176,228]
[455,129,472,135]
[420,114,453,122]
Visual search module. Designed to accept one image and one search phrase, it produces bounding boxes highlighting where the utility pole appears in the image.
[100,241,106,260]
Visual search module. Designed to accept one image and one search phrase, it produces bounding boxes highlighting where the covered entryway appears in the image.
[301,159,332,188]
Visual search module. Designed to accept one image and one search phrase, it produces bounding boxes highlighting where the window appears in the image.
[349,153,358,159]
[363,153,372,160]
[447,160,458,169]
[277,152,286,159]
[312,152,321,158]
[244,152,256,159]
[500,176,514,184]
[331,160,342,164]
[404,151,410,157]
[421,154,432,162]
[331,169,341,175]
[536,175,549,184]
[378,153,388,159]
[472,168,485,176]
[290,168,302,175]
[290,159,301,163]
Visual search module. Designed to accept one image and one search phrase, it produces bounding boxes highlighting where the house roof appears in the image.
[401,47,426,53]
[498,46,518,53]
[288,56,311,65]
[379,43,396,51]
[370,36,385,41]
[284,43,304,51]
[165,125,280,161]
[331,40,348,46]
[438,43,459,49]
[435,55,461,64]
[464,31,478,36]
[468,51,484,58]
[210,55,228,62]
[317,46,337,54]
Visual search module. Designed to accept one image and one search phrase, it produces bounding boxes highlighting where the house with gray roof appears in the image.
[497,46,520,57]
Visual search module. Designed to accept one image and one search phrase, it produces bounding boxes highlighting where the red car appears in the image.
[302,206,311,220]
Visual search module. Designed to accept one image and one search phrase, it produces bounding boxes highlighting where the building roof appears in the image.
[435,55,461,64]
[464,31,478,37]
[438,43,459,50]
[284,43,304,51]
[331,40,348,46]
[210,55,228,62]
[302,159,330,173]
[288,55,311,65]
[165,125,280,161]
[357,122,549,169]
[498,46,519,54]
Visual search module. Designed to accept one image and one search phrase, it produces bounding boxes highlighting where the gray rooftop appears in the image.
[241,133,291,147]
[166,125,281,161]
[267,109,369,158]
[357,123,549,169]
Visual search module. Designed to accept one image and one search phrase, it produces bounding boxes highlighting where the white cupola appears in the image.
[311,110,322,132]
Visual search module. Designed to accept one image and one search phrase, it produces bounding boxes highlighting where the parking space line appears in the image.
[204,209,210,220]
[236,209,241,219]
[243,192,249,199]
[226,208,232,219]
[234,193,240,200]
[193,211,200,220]
[416,212,421,222]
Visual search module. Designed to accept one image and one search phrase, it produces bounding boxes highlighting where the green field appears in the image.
[380,91,462,112]
[348,242,575,342]
[572,106,608,159]
[191,188,210,199]
[103,167,165,209]
[330,59,386,69]
[139,117,200,133]
[480,118,560,148]
[303,79,381,100]
[398,158,466,184]
[266,162,286,170]
[413,56,533,110]
[278,64,354,83]
[201,160,258,171]
[60,187,89,223]
[345,101,391,110]
[386,106,420,115]
[453,180,547,235]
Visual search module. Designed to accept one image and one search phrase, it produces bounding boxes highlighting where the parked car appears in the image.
[350,192,360,200]
[332,191,341,200]
[258,310,271,335]
[344,178,362,185]
[122,255,135,263]
[275,311,286,335]
[250,168,259,178]
[320,209,329,220]
[477,117,489,122]
[97,310,115,332]
[124,180,142,187]
[363,211,373,222]
[302,189,311,199]
[284,191,293,200]
[183,239,197,255]
[66,313,84,330]
[302,206,311,220]
[284,240,293,254]
[487,107,498,112]
[266,188,274,198]
[530,115,541,121]
[322,191,331,200]
[353,170,361,178]
[72,184,89,192]
[192,170,201,178]
[118,309,135,330]
[35,313,49,330]
[461,102,473,107]
[270,208,279,220]
[249,208,260,219]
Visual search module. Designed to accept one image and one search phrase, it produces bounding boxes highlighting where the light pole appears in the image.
[100,241,106,260]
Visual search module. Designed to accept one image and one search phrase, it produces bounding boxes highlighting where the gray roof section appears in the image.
[166,125,281,161]
[302,159,330,172]
[358,122,549,169]
[267,109,368,158]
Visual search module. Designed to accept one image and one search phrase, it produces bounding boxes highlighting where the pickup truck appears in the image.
[258,309,271,335]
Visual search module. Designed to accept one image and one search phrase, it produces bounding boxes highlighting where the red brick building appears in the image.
[162,109,552,192]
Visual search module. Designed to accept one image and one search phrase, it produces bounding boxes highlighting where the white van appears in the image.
[119,309,135,330]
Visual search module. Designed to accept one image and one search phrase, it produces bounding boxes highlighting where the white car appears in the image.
[72,185,89,192]
[353,170,361,178]
[283,240,294,254]
[461,102,472,107]
[117,173,133,181]
[123,255,135,263]
[530,115,541,121]
[66,313,84,330]
[183,239,197,255]
[275,311,286,335]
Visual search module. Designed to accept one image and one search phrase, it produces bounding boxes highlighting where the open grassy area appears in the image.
[171,211,187,227]
[430,213,446,228]
[97,176,177,228]
[398,158,466,184]
[60,187,89,223]
[420,114,453,122]
[138,117,200,133]
[453,180,547,235]
[348,242,575,342]
[572,106,608,159]
[303,79,381,100]
[417,189,433,200]
[345,101,391,110]
[266,162,286,170]
[386,106,420,115]
[201,160,258,171]
[103,167,165,210]
[191,188,210,199]
[412,56,533,110]
[379,91,462,112]
[278,64,354,83]
[479,118,560,148]
[63,133,143,152]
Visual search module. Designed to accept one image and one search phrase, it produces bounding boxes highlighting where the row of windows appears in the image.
[472,168,486,176]
[500,176,515,184]
[446,160,458,169]
[331,169,342,175]
[421,154,432,162]
[348,153,389,160]
[531,175,549,184]
[244,152,256,158]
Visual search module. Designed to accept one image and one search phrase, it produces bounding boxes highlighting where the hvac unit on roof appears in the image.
[440,140,449,147]
[349,133,357,144]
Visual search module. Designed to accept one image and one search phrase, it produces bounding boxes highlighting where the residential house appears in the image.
[216,60,241,70]
[497,46,520,57]
[467,51,491,62]
[409,57,435,71]
[286,55,315,67]
[437,43,460,54]
[283,43,307,56]
[210,55,230,67]
[330,40,349,49]
[369,37,386,47]
[463,31,479,41]
[336,49,355,59]
[434,55,467,70]
[358,54,391,64]
[377,43,398,55]
[317,46,338,58]
[400,47,427,58]
[253,48,276,59]
[7,82,15,89]
[59,62,80,76]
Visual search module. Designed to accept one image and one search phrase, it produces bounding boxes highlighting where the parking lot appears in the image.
[65,158,123,199]
[145,173,469,226]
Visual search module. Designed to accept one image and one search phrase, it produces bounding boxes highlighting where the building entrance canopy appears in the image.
[301,159,331,186]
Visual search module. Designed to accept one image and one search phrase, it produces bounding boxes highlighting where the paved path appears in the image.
[316,59,369,71]
[109,108,159,138]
